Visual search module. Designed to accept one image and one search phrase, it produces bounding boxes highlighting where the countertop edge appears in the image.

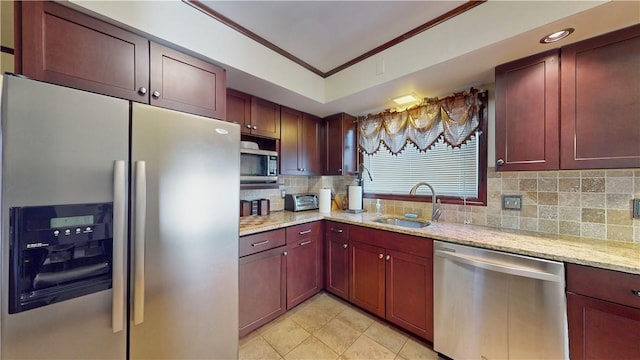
[239,211,640,275]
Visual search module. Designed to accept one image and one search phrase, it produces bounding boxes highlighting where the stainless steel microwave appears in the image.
[240,148,278,183]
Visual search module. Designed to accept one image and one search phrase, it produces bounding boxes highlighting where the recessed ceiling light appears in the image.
[540,28,575,44]
[392,94,419,105]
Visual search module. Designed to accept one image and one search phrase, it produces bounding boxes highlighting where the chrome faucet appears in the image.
[409,182,442,221]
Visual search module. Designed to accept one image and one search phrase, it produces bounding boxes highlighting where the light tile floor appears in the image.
[239,292,440,360]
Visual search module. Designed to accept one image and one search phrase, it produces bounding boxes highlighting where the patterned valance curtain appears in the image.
[358,88,483,155]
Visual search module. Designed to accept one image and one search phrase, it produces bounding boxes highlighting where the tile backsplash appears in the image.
[242,169,640,243]
[364,168,640,243]
[239,175,356,212]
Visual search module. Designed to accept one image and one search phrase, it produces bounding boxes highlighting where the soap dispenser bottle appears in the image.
[375,199,382,214]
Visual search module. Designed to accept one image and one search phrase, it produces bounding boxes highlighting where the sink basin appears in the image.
[372,217,430,228]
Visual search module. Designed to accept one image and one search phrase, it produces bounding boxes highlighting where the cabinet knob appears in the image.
[246,124,252,129]
[138,87,147,95]
[338,168,342,174]
[632,289,640,296]
[283,251,288,256]
[342,243,348,249]
[152,90,161,99]
[386,255,390,261]
[496,159,505,166]
[378,253,383,259]
[252,125,257,130]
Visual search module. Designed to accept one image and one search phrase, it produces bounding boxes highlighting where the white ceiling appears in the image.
[195,1,639,117]
[199,1,466,73]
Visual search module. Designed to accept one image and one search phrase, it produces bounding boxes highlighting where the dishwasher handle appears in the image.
[435,249,562,283]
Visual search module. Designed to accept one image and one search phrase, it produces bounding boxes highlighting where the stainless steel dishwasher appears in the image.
[434,241,568,360]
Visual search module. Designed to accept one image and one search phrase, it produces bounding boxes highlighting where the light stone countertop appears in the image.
[239,210,640,275]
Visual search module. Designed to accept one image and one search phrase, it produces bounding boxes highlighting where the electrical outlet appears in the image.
[633,198,640,219]
[502,195,522,210]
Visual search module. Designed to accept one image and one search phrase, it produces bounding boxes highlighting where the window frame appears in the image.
[360,92,488,206]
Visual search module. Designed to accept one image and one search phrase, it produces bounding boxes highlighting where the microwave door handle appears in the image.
[112,161,126,333]
[134,161,147,325]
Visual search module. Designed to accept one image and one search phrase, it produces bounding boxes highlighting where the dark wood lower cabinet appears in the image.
[239,246,286,337]
[286,222,324,309]
[567,293,640,359]
[326,237,350,300]
[349,240,386,318]
[566,263,640,359]
[349,225,434,341]
[386,249,433,341]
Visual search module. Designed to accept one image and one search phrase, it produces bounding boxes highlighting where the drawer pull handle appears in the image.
[298,229,312,235]
[299,240,312,246]
[632,289,640,296]
[251,240,269,247]
[330,228,344,233]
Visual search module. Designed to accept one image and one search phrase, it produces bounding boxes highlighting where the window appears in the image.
[362,131,487,205]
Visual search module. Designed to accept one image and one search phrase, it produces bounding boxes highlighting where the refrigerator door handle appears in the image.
[134,161,147,325]
[112,160,126,333]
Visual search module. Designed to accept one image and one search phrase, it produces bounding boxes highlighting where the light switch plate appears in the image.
[502,195,522,210]
[633,198,640,219]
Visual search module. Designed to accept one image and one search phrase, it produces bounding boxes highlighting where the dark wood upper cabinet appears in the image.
[20,1,149,102]
[250,97,281,139]
[280,106,304,175]
[226,88,251,128]
[149,42,226,119]
[495,50,559,171]
[280,107,322,175]
[324,113,357,176]
[19,1,226,120]
[301,113,322,176]
[495,25,640,171]
[560,24,640,169]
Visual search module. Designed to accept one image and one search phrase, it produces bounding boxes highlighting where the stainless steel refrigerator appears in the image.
[0,74,240,359]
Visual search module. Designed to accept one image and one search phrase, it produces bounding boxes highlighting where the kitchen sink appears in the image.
[372,217,430,228]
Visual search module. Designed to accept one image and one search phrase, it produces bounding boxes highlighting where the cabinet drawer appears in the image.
[567,263,640,309]
[349,225,432,258]
[325,221,349,240]
[239,229,286,257]
[286,221,322,244]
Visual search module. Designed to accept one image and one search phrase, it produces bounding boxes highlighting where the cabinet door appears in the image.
[226,88,251,130]
[567,293,640,360]
[300,113,322,176]
[150,42,226,119]
[251,97,281,139]
[495,50,559,171]
[280,106,303,175]
[325,222,349,300]
[239,246,286,337]
[560,24,640,169]
[325,113,357,176]
[20,1,149,102]
[286,227,323,309]
[349,240,385,318]
[385,249,433,341]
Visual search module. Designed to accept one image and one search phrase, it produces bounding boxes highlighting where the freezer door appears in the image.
[1,76,129,359]
[130,103,240,359]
